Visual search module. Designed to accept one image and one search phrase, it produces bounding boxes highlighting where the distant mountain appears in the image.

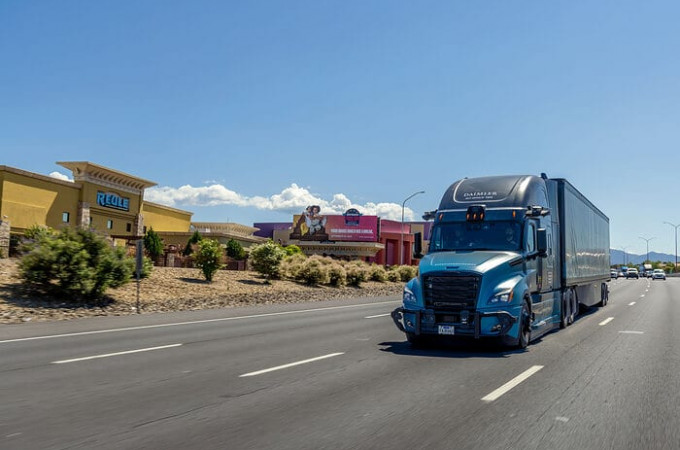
[610,249,676,265]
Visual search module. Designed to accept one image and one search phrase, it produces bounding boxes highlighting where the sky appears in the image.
[1,1,679,258]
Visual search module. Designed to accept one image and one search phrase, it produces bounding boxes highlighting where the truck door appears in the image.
[526,220,549,324]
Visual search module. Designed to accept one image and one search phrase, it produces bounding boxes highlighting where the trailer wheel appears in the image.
[517,300,531,349]
[598,283,609,307]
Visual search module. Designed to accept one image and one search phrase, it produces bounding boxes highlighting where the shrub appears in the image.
[397,265,418,282]
[386,270,401,282]
[250,240,287,280]
[368,264,387,282]
[345,261,369,286]
[226,238,246,260]
[18,227,134,300]
[143,227,164,260]
[194,239,224,282]
[283,244,302,257]
[297,258,330,286]
[281,253,307,279]
[327,263,347,286]
[183,230,202,256]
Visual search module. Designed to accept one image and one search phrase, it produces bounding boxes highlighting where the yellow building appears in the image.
[0,161,193,255]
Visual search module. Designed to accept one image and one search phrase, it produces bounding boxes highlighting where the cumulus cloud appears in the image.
[144,183,417,220]
[48,171,73,182]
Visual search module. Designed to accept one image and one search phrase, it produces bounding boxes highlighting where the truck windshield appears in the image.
[429,221,522,252]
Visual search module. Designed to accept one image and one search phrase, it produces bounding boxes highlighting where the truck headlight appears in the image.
[403,287,417,304]
[490,291,513,303]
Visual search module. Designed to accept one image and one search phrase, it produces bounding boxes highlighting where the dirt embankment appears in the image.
[0,259,403,324]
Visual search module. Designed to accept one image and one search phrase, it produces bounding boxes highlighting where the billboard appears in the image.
[289,207,378,242]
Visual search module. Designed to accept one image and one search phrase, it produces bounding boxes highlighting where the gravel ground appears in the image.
[0,258,403,324]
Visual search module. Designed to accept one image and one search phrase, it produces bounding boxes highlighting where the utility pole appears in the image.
[663,222,679,272]
[400,191,425,265]
[639,236,655,264]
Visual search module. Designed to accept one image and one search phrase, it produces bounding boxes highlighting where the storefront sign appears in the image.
[96,191,130,211]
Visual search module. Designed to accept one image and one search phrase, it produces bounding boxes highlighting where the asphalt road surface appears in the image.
[1,278,679,450]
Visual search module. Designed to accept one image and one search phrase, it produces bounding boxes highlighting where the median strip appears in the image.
[52,343,182,364]
[599,317,614,326]
[239,352,344,377]
[481,365,544,402]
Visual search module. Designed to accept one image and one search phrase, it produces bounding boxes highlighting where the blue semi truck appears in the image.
[392,174,610,348]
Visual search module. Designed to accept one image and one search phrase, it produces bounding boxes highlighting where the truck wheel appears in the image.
[598,283,608,307]
[560,291,569,329]
[517,300,531,349]
[568,289,577,325]
[406,333,429,348]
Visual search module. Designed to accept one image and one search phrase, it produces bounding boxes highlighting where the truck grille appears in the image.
[422,274,480,311]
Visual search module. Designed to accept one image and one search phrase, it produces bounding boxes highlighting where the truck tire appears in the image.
[517,300,531,349]
[406,332,430,348]
[598,283,609,307]
[560,291,569,329]
[567,289,577,325]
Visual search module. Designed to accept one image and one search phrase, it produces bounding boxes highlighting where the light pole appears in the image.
[400,191,425,265]
[639,236,655,263]
[620,246,630,266]
[663,221,679,272]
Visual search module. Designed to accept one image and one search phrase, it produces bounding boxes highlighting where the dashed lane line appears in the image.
[481,365,544,402]
[52,343,182,364]
[239,353,345,377]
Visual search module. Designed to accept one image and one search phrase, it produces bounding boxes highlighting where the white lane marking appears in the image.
[0,301,400,345]
[628,302,636,306]
[619,331,644,335]
[599,317,614,326]
[481,365,544,402]
[364,313,390,319]
[640,294,645,298]
[52,343,182,364]
[555,417,570,423]
[239,352,344,377]
[6,433,22,438]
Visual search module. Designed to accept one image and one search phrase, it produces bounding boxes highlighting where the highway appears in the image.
[1,279,679,450]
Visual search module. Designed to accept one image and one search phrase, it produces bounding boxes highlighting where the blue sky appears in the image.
[1,1,679,257]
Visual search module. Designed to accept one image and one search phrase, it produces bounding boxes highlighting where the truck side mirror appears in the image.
[536,228,548,257]
[413,232,423,258]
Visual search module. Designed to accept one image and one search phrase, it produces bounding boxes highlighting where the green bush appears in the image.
[281,253,307,279]
[345,261,368,286]
[250,240,287,280]
[297,258,330,286]
[283,244,302,257]
[183,230,202,256]
[226,238,246,260]
[327,263,347,286]
[143,227,164,260]
[368,264,387,282]
[18,227,134,300]
[194,239,224,282]
[397,265,418,282]
[386,270,401,282]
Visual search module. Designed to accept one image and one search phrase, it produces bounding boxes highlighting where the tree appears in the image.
[194,239,223,282]
[19,227,134,300]
[143,227,164,260]
[249,240,286,281]
[183,230,202,256]
[226,238,246,260]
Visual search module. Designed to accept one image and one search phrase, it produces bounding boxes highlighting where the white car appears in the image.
[652,269,666,280]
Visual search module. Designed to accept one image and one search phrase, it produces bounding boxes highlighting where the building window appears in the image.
[62,212,70,223]
[126,223,132,232]
[107,220,113,230]
[143,226,147,234]
[89,217,93,226]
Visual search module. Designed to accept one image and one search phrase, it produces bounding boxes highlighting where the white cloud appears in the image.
[48,171,73,182]
[144,183,416,220]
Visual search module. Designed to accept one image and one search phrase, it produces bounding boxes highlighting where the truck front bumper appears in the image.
[391,307,518,339]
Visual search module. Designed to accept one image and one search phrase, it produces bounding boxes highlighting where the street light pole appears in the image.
[639,236,655,264]
[663,221,679,272]
[400,191,425,265]
[620,246,630,266]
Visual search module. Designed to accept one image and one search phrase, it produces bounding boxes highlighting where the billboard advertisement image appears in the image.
[289,207,378,242]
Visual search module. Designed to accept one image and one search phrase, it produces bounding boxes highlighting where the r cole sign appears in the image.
[96,191,130,211]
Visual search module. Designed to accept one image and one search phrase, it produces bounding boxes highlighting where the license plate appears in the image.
[438,325,455,335]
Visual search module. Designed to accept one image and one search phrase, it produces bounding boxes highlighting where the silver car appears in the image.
[652,269,666,280]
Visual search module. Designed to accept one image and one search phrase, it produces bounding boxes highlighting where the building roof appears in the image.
[57,161,157,192]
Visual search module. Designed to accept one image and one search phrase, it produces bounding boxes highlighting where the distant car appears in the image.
[618,271,625,278]
[652,269,666,280]
[610,270,618,279]
[626,268,640,279]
